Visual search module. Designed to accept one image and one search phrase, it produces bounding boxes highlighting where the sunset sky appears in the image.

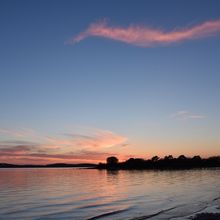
[0,0,220,164]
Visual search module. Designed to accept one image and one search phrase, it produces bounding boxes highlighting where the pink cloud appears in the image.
[74,130,127,149]
[0,145,32,154]
[46,129,127,150]
[67,19,220,47]
[0,148,119,164]
[0,128,128,164]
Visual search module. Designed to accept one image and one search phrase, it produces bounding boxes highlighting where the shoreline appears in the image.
[182,205,220,220]
[171,200,220,220]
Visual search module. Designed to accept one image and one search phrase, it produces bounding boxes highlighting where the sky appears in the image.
[0,0,220,164]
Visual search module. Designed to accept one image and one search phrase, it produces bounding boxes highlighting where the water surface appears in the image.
[0,168,220,219]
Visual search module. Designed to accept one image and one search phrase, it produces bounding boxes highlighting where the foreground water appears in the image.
[0,168,220,220]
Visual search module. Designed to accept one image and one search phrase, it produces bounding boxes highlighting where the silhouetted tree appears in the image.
[106,156,119,165]
[151,156,159,162]
[164,155,173,160]
[178,155,187,160]
[126,158,135,164]
[192,155,201,161]
[208,156,220,161]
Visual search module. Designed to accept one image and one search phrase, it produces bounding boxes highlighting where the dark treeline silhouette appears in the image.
[97,155,220,170]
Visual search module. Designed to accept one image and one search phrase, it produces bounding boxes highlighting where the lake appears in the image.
[0,168,220,219]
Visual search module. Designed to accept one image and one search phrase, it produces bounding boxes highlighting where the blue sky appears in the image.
[0,0,220,164]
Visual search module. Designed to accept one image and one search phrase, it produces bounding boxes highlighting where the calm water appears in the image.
[0,168,220,220]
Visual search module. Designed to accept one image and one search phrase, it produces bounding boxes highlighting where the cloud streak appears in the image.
[0,127,128,164]
[171,111,206,120]
[0,147,113,162]
[0,128,36,138]
[67,19,220,47]
[45,129,127,150]
[0,145,33,154]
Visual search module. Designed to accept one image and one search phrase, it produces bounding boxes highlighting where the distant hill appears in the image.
[0,163,97,168]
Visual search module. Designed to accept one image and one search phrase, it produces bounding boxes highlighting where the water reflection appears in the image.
[106,170,119,175]
[0,168,220,219]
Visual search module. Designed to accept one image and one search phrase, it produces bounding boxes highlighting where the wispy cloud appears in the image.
[0,127,128,164]
[0,145,33,154]
[0,128,36,138]
[0,140,38,146]
[67,19,220,47]
[0,147,114,162]
[45,129,127,150]
[171,111,206,120]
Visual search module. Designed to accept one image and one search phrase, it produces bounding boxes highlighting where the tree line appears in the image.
[97,155,220,170]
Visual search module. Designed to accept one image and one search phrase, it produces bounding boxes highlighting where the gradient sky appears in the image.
[0,0,220,164]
